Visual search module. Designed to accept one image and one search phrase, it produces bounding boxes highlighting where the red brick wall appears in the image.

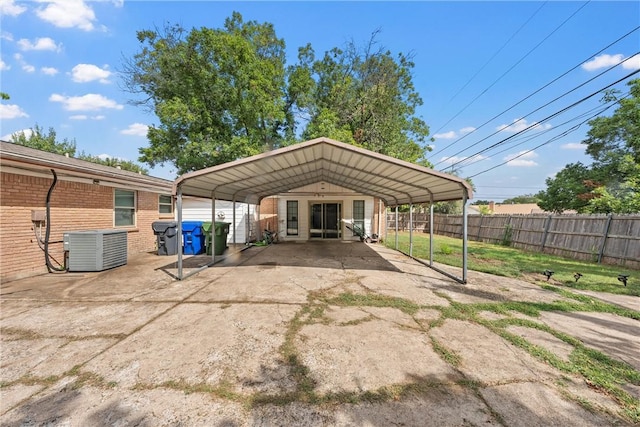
[0,171,169,282]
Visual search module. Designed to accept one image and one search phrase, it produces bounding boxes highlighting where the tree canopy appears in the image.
[8,124,148,175]
[122,13,432,175]
[8,124,77,157]
[536,79,640,214]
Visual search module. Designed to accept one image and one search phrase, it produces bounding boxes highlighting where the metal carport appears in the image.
[173,137,473,282]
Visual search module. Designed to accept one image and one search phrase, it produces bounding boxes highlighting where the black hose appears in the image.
[44,169,66,272]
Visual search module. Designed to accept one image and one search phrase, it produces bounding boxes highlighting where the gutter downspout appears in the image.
[177,185,183,280]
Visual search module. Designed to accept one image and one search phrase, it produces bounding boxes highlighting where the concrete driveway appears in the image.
[1,241,638,426]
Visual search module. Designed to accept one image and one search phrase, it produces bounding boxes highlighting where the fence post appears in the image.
[476,215,484,241]
[541,214,552,251]
[597,214,613,264]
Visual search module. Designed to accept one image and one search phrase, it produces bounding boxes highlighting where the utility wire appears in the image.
[434,53,639,170]
[460,96,627,169]
[467,90,630,178]
[429,24,640,160]
[431,1,591,140]
[434,2,548,117]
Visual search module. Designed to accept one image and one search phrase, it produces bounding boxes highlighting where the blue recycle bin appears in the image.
[181,221,205,255]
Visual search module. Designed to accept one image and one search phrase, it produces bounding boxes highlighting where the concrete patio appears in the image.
[1,241,638,426]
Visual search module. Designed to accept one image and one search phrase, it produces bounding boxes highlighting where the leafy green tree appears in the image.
[502,194,539,204]
[302,30,431,164]
[471,200,492,206]
[9,124,77,156]
[537,79,640,214]
[76,152,149,175]
[1,92,9,100]
[536,163,593,213]
[122,13,296,175]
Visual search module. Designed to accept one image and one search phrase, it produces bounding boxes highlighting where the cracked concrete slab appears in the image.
[83,303,298,394]
[506,325,574,362]
[538,311,640,371]
[1,242,637,426]
[297,318,462,394]
[430,319,560,383]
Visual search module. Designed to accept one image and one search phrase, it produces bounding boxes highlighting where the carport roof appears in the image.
[174,137,473,206]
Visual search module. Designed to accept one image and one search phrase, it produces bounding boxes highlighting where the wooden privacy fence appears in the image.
[387,213,640,269]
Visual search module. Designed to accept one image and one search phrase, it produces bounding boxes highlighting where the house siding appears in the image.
[0,171,168,282]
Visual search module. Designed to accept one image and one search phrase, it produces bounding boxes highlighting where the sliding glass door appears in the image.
[310,203,341,239]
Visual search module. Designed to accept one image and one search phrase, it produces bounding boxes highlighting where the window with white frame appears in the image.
[287,200,298,235]
[353,200,365,236]
[114,189,136,227]
[159,194,173,215]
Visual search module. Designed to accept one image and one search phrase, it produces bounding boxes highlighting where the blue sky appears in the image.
[1,1,638,202]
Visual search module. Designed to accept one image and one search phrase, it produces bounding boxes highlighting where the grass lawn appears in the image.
[385,232,639,297]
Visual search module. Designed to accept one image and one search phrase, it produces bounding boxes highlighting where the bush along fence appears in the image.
[387,213,640,269]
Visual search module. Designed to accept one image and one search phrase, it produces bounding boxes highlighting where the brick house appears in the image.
[0,141,174,282]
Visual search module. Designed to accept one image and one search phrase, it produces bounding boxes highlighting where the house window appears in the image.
[159,194,173,214]
[114,189,136,227]
[353,200,365,236]
[287,201,298,235]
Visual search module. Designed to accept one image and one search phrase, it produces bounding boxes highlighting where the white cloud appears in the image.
[433,126,476,140]
[0,0,27,16]
[439,154,489,167]
[582,54,623,71]
[41,66,58,75]
[433,131,457,140]
[13,53,35,73]
[121,123,149,136]
[49,93,123,111]
[561,142,584,150]
[69,114,105,120]
[35,0,97,31]
[71,63,111,83]
[622,54,640,70]
[497,118,552,133]
[0,59,9,71]
[17,37,61,52]
[0,104,29,119]
[1,32,14,41]
[1,128,34,141]
[504,150,538,167]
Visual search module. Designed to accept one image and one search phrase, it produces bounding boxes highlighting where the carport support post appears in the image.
[232,199,237,245]
[394,205,399,250]
[177,186,183,280]
[409,203,414,257]
[429,202,434,267]
[462,192,468,284]
[211,195,216,264]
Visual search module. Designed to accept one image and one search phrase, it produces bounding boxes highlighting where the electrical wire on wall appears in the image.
[43,169,67,273]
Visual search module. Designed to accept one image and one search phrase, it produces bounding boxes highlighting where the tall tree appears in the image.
[76,152,149,175]
[9,124,77,156]
[537,79,640,214]
[302,31,431,163]
[122,13,294,175]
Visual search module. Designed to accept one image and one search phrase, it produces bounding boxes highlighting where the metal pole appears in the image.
[394,205,399,250]
[177,186,183,280]
[409,203,413,257]
[232,199,237,246]
[430,202,434,267]
[462,192,468,284]
[211,196,216,265]
[598,214,613,264]
[384,204,388,243]
[247,203,250,243]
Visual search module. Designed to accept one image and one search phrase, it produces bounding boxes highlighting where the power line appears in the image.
[436,62,639,171]
[467,91,627,179]
[429,25,640,161]
[431,1,591,139]
[434,2,548,118]
[459,98,624,170]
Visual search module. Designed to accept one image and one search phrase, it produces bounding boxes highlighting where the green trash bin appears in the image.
[204,221,230,255]
[202,221,213,255]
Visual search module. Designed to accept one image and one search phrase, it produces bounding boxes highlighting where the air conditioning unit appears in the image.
[63,229,128,272]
